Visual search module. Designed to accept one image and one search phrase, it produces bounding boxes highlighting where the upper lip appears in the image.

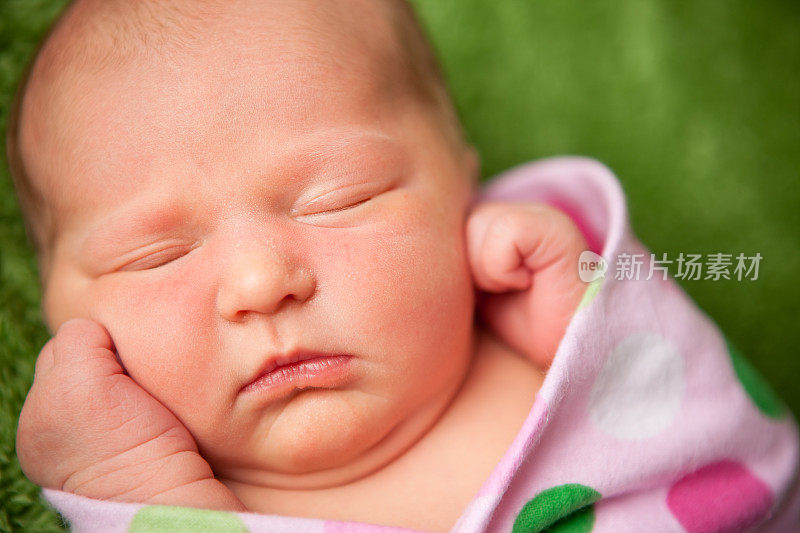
[241,349,346,392]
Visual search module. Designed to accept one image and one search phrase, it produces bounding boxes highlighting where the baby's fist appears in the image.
[467,202,588,369]
[17,319,242,510]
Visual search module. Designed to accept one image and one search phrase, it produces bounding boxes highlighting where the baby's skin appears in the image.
[12,1,588,529]
[17,202,588,521]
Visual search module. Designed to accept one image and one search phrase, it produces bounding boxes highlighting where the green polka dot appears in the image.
[726,338,784,419]
[130,506,249,533]
[512,483,601,533]
[576,278,603,312]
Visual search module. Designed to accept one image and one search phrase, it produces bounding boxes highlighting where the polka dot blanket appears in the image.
[41,157,800,532]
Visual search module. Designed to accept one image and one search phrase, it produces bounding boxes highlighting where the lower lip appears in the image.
[242,355,353,395]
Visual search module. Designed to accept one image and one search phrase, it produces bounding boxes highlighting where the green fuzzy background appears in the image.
[0,1,798,530]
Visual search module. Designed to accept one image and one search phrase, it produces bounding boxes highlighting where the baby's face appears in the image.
[30,2,478,487]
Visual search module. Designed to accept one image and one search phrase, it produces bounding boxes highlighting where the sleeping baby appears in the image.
[8,1,800,532]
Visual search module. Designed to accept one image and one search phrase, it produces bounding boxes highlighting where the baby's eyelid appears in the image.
[116,243,199,272]
[292,181,393,216]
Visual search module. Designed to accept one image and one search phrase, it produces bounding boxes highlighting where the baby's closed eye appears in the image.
[116,242,201,272]
[291,179,397,218]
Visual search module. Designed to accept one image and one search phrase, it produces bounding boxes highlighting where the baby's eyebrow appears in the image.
[282,130,409,173]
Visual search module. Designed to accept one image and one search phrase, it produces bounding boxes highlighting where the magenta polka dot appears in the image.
[666,460,773,533]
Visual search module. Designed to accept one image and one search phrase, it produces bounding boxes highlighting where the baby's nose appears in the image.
[217,245,316,321]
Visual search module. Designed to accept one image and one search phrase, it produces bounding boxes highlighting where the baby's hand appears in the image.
[16,319,244,511]
[467,202,589,369]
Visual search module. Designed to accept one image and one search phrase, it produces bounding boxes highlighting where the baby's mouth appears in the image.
[241,350,353,397]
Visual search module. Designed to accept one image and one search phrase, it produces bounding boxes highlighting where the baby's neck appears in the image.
[220,327,544,532]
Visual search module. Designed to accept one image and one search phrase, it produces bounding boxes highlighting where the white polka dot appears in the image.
[589,332,684,440]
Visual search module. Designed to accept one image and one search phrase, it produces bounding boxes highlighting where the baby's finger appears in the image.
[477,218,532,292]
[32,338,56,377]
[467,203,532,292]
[50,318,121,379]
[516,205,587,280]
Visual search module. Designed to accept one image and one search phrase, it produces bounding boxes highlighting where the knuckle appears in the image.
[531,203,577,230]
[57,317,97,336]
[486,209,524,240]
[56,318,107,345]
[545,208,587,249]
[543,205,577,230]
[51,320,117,372]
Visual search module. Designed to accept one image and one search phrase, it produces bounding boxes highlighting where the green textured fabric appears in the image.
[726,337,785,419]
[129,506,249,533]
[1,1,798,530]
[576,278,603,312]
[512,483,600,533]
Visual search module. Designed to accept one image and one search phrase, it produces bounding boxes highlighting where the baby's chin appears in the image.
[202,391,402,488]
[206,374,462,490]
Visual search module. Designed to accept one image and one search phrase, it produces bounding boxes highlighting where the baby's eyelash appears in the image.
[319,197,371,213]
[118,244,196,272]
[293,181,395,217]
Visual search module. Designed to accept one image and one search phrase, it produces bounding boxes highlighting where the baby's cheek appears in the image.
[88,269,220,423]
[96,268,207,343]
[323,203,473,352]
[385,199,472,307]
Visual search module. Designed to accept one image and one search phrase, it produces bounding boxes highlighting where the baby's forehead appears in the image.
[35,0,404,79]
[19,1,419,197]
[22,0,435,151]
